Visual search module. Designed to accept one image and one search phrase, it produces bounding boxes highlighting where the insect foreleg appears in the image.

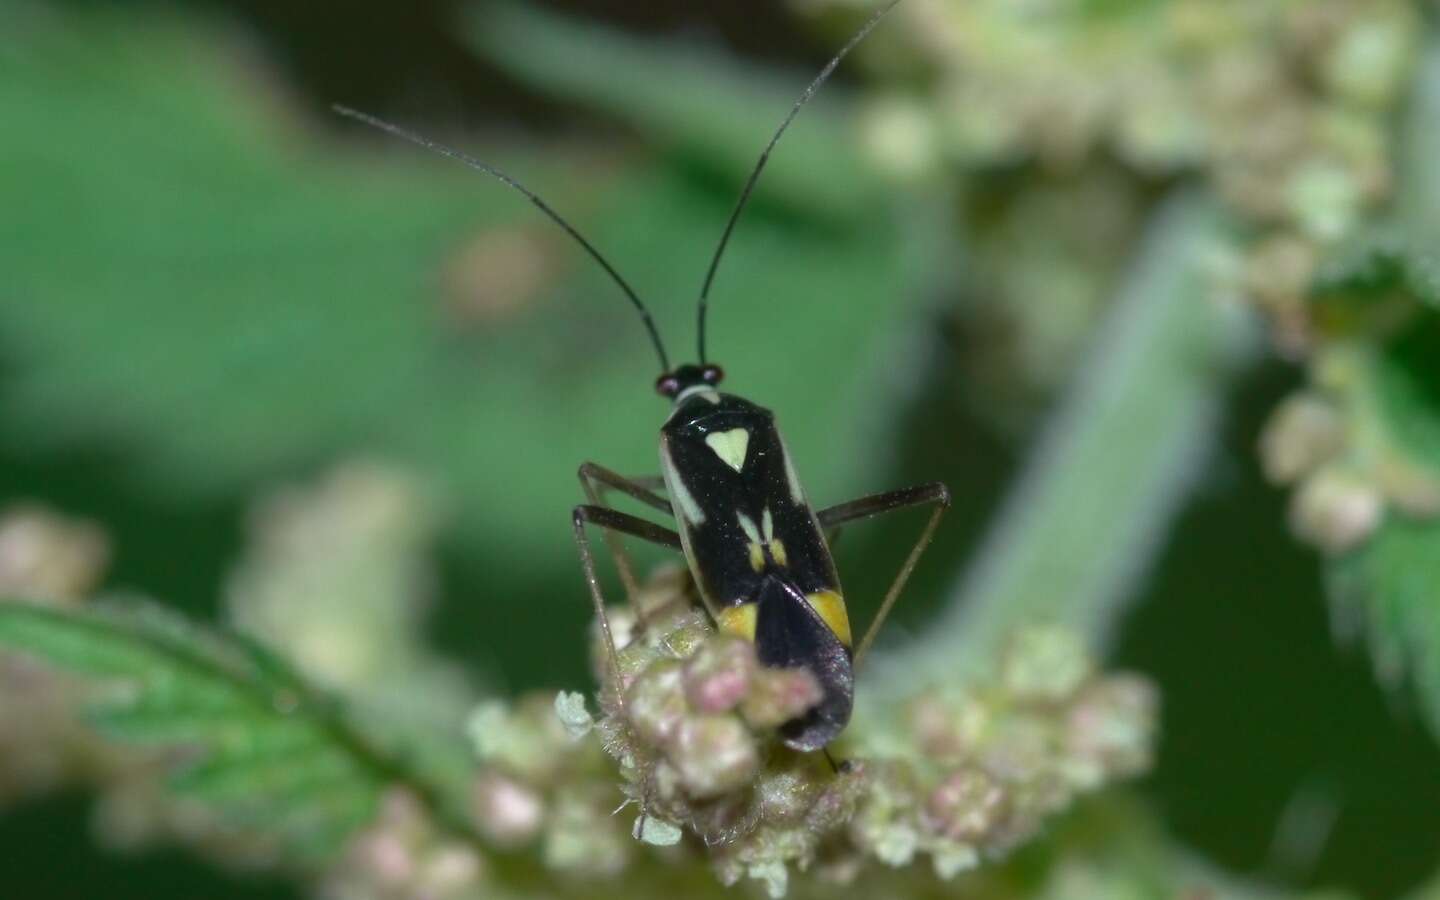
[817,482,951,668]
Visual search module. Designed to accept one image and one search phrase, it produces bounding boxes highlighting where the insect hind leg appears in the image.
[817,482,951,668]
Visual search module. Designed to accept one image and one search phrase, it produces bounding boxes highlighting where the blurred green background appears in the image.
[3,0,1440,897]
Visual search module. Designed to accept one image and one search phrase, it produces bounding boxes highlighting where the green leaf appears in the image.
[0,600,469,863]
[1398,41,1440,248]
[1374,312,1440,465]
[1315,241,1440,733]
[1330,520,1440,716]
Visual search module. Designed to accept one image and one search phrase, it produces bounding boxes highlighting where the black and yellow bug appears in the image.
[336,0,946,752]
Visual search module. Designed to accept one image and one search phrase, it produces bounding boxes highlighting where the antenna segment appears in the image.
[334,104,672,373]
[694,0,902,364]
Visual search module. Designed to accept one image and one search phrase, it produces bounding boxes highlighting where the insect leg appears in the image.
[579,462,671,516]
[578,463,673,634]
[816,482,951,668]
[572,505,682,830]
[572,504,683,691]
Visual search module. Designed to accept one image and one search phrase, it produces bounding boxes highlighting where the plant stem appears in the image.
[1399,42,1440,245]
[867,193,1257,698]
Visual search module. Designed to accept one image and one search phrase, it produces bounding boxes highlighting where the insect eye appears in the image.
[702,365,724,385]
[655,374,682,398]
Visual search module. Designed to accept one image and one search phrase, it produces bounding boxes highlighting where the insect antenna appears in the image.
[694,0,902,364]
[333,104,672,373]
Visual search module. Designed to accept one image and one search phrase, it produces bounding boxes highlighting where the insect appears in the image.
[335,0,947,752]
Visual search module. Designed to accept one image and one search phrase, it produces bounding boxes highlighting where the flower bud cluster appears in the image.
[841,627,1156,884]
[1261,357,1440,555]
[0,504,110,604]
[860,0,1419,253]
[588,566,831,839]
[807,0,1421,405]
[575,567,1157,897]
[325,790,485,900]
[0,504,114,805]
[464,690,634,877]
[593,594,863,897]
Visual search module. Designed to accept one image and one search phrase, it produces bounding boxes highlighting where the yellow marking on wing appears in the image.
[769,538,788,567]
[806,590,852,647]
[743,538,787,571]
[717,603,757,642]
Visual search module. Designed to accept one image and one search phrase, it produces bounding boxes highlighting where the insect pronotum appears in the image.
[335,0,948,753]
